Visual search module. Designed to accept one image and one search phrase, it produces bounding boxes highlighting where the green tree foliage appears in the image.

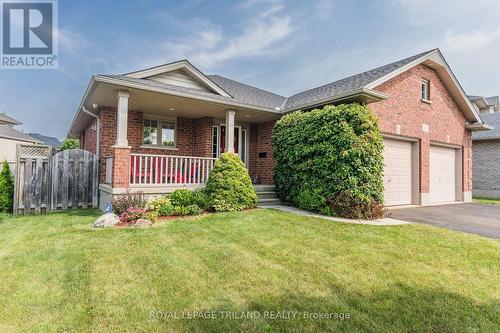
[205,152,257,212]
[272,103,384,219]
[60,138,80,151]
[0,161,14,213]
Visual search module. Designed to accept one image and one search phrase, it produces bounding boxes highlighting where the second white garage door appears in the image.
[383,139,413,206]
[429,146,456,203]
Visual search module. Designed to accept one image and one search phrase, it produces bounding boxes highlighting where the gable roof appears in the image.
[0,112,21,125]
[473,112,500,140]
[284,50,434,110]
[0,125,40,142]
[124,59,232,97]
[468,95,499,108]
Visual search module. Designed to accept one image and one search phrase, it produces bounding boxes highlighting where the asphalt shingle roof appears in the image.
[0,113,21,125]
[207,75,286,109]
[472,113,500,140]
[29,133,61,147]
[0,125,39,142]
[105,49,440,112]
[283,50,435,110]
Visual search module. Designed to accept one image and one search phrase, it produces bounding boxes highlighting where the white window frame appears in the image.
[421,79,431,102]
[141,115,177,149]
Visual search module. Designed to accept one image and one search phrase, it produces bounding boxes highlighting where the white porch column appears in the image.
[115,91,130,147]
[225,110,235,153]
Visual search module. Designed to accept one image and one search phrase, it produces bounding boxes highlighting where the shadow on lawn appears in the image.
[168,283,498,333]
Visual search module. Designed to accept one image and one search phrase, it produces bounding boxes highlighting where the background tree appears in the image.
[60,138,80,151]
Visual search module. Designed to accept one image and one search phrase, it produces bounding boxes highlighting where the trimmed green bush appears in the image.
[148,196,174,217]
[272,103,384,219]
[60,137,79,151]
[0,161,14,213]
[205,152,257,212]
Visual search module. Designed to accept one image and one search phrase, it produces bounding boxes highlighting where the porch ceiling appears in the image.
[89,81,282,123]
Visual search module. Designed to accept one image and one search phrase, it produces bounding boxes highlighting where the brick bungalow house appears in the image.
[68,49,490,210]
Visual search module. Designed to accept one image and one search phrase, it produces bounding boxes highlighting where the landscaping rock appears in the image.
[93,213,120,228]
[134,219,152,228]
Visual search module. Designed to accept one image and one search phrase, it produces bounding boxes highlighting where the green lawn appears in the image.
[0,209,498,332]
[473,197,500,205]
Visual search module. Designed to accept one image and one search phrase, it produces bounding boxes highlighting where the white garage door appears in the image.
[383,139,413,206]
[429,146,456,203]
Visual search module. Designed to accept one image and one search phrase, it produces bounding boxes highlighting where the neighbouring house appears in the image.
[67,48,490,210]
[0,113,41,169]
[468,95,500,114]
[28,133,62,150]
[472,112,500,198]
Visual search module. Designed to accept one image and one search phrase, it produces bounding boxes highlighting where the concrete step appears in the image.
[256,191,278,200]
[257,198,282,206]
[254,185,276,192]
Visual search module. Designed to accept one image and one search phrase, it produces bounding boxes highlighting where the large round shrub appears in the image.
[205,152,257,212]
[272,103,384,219]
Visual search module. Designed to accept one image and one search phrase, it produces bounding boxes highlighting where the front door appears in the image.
[219,125,246,164]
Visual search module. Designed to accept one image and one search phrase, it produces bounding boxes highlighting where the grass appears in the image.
[473,197,500,205]
[0,209,498,332]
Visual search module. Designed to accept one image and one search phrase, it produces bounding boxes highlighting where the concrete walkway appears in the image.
[260,205,411,226]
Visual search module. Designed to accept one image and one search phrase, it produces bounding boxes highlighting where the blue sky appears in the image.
[2,0,500,138]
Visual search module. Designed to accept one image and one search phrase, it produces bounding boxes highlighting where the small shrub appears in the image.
[0,161,14,213]
[111,191,147,215]
[172,204,202,216]
[119,207,157,225]
[192,190,211,211]
[169,189,196,207]
[205,152,257,212]
[148,196,174,217]
[329,190,385,220]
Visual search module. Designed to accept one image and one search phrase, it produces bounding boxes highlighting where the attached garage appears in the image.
[429,145,460,203]
[382,138,415,206]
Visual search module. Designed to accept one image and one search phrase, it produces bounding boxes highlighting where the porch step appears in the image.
[254,185,281,206]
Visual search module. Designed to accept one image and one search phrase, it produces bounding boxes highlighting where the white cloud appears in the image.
[444,28,500,51]
[146,0,295,68]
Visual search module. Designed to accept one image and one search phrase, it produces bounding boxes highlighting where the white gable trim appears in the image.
[365,49,482,124]
[125,60,231,98]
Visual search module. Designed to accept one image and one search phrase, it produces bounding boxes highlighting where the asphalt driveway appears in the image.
[387,203,500,239]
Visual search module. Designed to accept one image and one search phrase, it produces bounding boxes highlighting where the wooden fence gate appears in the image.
[13,145,99,214]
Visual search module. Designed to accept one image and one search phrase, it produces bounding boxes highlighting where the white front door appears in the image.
[429,146,456,203]
[383,138,413,206]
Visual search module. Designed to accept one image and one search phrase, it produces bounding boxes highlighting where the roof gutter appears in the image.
[466,123,493,131]
[283,88,389,113]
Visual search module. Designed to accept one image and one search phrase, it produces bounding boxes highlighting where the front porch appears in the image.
[94,88,279,208]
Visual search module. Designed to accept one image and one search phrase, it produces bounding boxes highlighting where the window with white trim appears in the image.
[421,79,430,101]
[142,118,176,147]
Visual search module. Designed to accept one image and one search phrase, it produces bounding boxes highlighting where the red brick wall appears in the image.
[80,118,97,154]
[194,117,214,157]
[369,64,472,192]
[249,120,276,184]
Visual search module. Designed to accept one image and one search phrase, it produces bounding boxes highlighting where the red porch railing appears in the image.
[130,154,217,186]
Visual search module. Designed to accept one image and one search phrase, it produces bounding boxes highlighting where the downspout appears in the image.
[81,106,100,158]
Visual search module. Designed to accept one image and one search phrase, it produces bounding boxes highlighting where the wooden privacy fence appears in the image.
[13,145,99,215]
